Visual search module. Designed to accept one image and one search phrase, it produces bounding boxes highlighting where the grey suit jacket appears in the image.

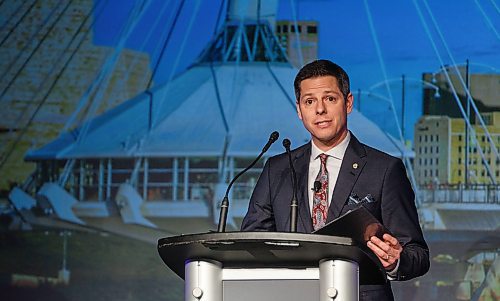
[241,134,430,300]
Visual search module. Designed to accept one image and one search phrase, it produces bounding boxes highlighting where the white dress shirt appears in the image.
[308,132,351,214]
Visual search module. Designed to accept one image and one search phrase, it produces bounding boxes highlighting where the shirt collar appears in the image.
[310,131,351,161]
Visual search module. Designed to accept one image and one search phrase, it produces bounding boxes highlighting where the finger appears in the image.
[367,241,389,261]
[369,236,400,263]
[370,236,391,253]
[369,235,384,246]
[382,233,399,246]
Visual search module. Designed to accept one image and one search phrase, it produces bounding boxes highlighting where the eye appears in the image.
[304,98,314,105]
[326,96,335,102]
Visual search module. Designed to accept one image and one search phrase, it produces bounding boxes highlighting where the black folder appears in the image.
[312,205,391,243]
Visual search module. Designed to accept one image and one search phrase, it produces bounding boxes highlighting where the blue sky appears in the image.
[93,0,500,142]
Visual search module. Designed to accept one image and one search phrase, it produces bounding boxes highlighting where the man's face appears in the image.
[296,75,353,151]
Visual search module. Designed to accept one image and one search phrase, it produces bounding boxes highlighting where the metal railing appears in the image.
[418,184,500,204]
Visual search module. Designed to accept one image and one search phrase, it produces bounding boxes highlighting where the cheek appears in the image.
[297,106,303,120]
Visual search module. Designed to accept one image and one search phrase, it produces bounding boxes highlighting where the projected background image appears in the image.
[0,0,499,300]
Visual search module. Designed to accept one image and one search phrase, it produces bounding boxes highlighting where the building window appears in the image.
[459,146,462,153]
[458,157,461,164]
[430,135,433,142]
[419,136,422,142]
[282,25,288,33]
[436,135,439,142]
[458,135,462,141]
[425,135,428,142]
[436,158,439,165]
[430,158,433,165]
[458,169,462,176]
[291,24,302,33]
[436,169,439,177]
[424,147,427,154]
[424,170,427,177]
[307,26,317,34]
[430,147,433,154]
[430,170,433,177]
[436,146,439,153]
[424,159,427,165]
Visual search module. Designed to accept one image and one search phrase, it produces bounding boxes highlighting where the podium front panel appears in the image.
[184,263,360,301]
[224,279,318,301]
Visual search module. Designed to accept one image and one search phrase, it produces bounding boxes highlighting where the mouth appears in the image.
[315,120,332,127]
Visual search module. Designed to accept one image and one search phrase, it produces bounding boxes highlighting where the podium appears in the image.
[158,232,386,301]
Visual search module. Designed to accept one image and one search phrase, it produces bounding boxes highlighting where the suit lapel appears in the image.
[294,144,313,233]
[327,135,367,221]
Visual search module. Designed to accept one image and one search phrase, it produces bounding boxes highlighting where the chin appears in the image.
[314,136,335,145]
[316,132,338,141]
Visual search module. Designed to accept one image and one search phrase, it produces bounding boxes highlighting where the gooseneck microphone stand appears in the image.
[217,131,279,232]
[283,138,298,232]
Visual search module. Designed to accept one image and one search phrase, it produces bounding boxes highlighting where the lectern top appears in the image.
[157,232,387,285]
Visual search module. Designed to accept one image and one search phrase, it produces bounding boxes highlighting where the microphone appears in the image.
[262,131,280,152]
[313,181,321,193]
[282,138,298,232]
[217,131,279,232]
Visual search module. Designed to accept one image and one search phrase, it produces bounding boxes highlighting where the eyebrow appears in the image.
[301,90,341,98]
[323,90,341,95]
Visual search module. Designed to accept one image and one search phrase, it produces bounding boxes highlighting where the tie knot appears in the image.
[319,153,328,164]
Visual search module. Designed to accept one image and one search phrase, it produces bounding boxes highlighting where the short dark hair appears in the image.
[294,59,350,101]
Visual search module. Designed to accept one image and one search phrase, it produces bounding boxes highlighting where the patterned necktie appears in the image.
[313,153,329,230]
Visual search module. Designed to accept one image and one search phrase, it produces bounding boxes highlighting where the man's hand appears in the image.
[367,233,402,271]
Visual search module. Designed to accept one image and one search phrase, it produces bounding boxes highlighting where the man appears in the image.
[241,60,429,300]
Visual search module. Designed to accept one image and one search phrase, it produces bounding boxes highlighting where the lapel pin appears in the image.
[352,163,358,169]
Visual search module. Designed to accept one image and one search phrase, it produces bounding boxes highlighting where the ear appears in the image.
[346,93,354,114]
[296,101,303,120]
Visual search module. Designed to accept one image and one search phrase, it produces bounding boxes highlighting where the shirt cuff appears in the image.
[386,259,400,280]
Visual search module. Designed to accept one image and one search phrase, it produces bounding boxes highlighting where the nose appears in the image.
[316,99,326,115]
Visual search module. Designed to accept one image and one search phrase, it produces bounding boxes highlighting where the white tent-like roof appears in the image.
[26,62,413,160]
[26,1,413,161]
